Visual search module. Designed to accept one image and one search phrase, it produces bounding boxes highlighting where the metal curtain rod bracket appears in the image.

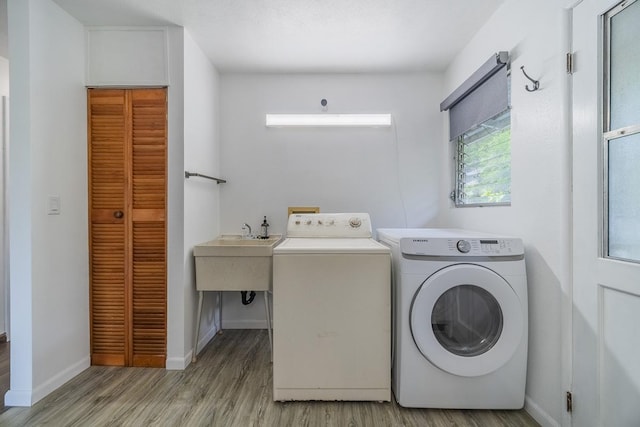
[184,171,227,184]
[520,66,540,92]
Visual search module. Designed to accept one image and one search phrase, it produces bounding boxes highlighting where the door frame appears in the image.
[1,95,8,341]
[569,0,640,425]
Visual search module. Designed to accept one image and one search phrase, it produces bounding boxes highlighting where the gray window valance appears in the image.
[440,52,510,141]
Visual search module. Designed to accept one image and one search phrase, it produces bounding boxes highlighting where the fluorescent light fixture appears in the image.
[265,113,392,127]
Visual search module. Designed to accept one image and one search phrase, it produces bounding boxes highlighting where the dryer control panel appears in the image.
[286,213,372,238]
[400,237,524,257]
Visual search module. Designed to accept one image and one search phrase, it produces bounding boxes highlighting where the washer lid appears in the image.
[273,237,390,254]
[410,263,524,377]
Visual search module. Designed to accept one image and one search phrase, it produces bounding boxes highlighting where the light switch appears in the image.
[47,195,60,215]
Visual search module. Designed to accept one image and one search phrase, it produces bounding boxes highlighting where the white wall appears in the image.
[6,0,88,406]
[437,1,571,425]
[180,30,221,363]
[165,26,186,369]
[0,56,7,94]
[219,72,443,326]
[5,9,199,402]
[0,55,8,338]
[82,24,221,369]
[85,27,169,86]
[82,24,193,370]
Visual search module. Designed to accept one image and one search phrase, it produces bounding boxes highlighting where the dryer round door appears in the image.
[410,263,524,377]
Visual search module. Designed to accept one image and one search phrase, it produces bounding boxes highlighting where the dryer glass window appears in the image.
[431,285,503,357]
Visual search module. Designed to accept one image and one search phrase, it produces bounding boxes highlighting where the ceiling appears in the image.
[49,0,504,73]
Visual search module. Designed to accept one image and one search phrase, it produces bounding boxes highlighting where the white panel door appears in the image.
[572,1,640,425]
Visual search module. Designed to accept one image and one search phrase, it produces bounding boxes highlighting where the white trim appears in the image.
[4,389,32,407]
[561,7,574,427]
[6,356,92,407]
[1,96,8,340]
[563,0,585,9]
[166,352,192,371]
[167,312,221,370]
[525,395,561,427]
[221,319,269,329]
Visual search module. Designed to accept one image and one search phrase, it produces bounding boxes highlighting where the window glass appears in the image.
[609,0,640,130]
[605,0,640,263]
[608,133,640,261]
[453,109,511,206]
[431,285,503,357]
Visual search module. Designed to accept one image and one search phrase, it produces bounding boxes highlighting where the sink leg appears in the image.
[218,291,223,334]
[192,290,204,363]
[264,290,273,362]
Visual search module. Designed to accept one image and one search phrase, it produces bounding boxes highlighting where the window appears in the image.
[603,0,640,262]
[440,52,511,207]
[453,109,511,206]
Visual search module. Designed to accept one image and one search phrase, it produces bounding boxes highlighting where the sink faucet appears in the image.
[242,223,252,238]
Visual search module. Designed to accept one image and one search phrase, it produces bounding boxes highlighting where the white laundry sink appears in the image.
[193,234,282,291]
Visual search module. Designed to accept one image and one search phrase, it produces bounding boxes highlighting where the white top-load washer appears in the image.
[272,213,391,401]
[377,228,527,409]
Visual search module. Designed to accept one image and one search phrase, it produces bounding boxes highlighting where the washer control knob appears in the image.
[349,217,362,228]
[456,240,471,253]
[306,220,312,225]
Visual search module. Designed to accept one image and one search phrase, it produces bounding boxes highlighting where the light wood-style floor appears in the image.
[0,330,539,426]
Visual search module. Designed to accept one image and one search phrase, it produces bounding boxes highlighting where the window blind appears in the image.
[441,52,510,141]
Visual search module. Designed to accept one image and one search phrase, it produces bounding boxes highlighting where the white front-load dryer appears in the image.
[377,228,528,409]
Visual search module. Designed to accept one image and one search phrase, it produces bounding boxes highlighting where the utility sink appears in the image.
[193,234,283,291]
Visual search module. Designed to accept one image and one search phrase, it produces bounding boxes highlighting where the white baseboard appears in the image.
[5,356,91,407]
[221,319,268,329]
[32,356,90,405]
[4,389,33,407]
[166,353,190,370]
[166,322,220,370]
[196,323,220,352]
[525,395,560,427]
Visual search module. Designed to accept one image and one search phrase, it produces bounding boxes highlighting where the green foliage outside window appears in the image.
[454,110,511,206]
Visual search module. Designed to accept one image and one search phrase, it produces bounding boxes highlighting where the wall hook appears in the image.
[520,66,540,92]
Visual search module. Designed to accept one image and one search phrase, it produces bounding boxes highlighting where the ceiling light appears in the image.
[265,114,391,127]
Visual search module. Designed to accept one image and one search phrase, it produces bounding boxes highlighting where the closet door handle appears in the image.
[114,210,124,219]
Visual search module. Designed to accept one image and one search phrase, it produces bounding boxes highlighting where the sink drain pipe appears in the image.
[241,291,256,305]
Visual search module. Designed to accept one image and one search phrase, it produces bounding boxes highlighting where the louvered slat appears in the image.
[132,221,166,367]
[88,88,167,368]
[132,90,166,212]
[88,90,127,367]
[130,89,167,368]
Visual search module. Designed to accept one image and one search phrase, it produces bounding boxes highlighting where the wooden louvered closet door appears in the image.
[88,88,167,368]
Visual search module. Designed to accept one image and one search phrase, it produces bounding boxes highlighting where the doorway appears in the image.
[88,88,168,367]
[571,0,640,425]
